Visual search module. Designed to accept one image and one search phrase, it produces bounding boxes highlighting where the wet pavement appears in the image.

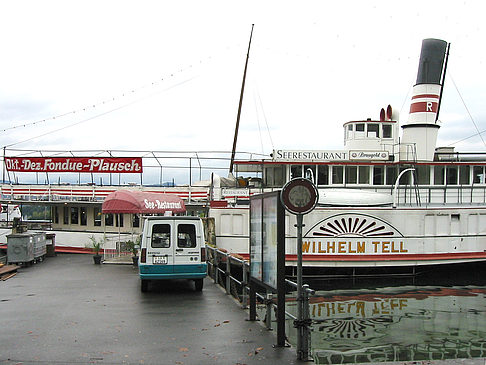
[0,254,298,364]
[2,254,486,365]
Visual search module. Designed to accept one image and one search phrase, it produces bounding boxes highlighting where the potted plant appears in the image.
[87,235,104,264]
[126,237,140,266]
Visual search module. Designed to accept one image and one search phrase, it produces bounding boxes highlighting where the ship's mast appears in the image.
[229,24,254,175]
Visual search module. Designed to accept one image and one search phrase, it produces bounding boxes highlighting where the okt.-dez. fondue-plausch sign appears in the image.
[5,157,143,173]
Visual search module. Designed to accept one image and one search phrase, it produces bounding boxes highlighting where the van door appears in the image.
[173,220,200,274]
[148,221,174,273]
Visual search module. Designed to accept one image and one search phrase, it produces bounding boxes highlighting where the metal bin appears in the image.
[32,232,47,262]
[7,233,34,265]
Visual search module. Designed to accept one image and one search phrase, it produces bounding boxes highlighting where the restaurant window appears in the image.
[116,214,124,227]
[434,166,445,185]
[446,166,458,185]
[332,166,344,184]
[459,165,470,185]
[94,208,102,226]
[317,165,329,186]
[473,166,484,184]
[105,213,114,226]
[345,166,357,184]
[367,123,380,138]
[373,166,384,185]
[80,207,87,226]
[53,206,59,224]
[63,206,69,225]
[133,214,140,228]
[359,166,370,184]
[291,165,302,179]
[382,124,392,138]
[70,207,79,225]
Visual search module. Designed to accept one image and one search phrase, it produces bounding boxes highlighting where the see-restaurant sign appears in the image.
[5,157,143,173]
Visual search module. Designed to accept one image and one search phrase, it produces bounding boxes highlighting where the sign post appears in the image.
[280,178,318,361]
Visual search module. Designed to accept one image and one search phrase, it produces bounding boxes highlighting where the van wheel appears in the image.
[141,279,149,293]
[195,279,204,292]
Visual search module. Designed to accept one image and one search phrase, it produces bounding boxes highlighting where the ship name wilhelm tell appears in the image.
[302,240,408,254]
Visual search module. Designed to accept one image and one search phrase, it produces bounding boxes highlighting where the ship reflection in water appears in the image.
[286,270,486,364]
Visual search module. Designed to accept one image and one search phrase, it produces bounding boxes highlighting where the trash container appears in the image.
[46,233,56,257]
[7,233,34,265]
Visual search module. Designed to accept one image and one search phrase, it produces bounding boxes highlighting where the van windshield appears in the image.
[177,224,196,248]
[151,224,171,248]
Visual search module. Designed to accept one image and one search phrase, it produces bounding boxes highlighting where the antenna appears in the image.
[229,24,254,174]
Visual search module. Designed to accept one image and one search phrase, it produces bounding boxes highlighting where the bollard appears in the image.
[302,284,312,360]
[225,253,231,295]
[241,263,248,309]
[265,292,273,330]
[213,250,218,285]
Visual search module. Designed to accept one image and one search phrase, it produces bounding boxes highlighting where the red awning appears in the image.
[102,190,186,214]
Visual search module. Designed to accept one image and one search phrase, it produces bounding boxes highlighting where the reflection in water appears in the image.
[286,276,486,364]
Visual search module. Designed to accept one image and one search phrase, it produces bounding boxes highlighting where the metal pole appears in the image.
[296,213,304,360]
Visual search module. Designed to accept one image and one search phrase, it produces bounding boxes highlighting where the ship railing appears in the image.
[206,245,315,359]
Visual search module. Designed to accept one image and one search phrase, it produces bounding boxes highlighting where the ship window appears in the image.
[434,166,445,185]
[359,166,370,184]
[459,165,470,185]
[446,166,458,185]
[63,206,69,225]
[386,166,398,185]
[415,165,430,185]
[80,207,87,226]
[382,124,392,138]
[332,166,344,184]
[264,165,284,187]
[399,167,411,185]
[304,165,316,183]
[345,166,357,184]
[94,207,101,226]
[291,165,302,179]
[70,207,79,225]
[473,166,484,184]
[367,124,379,138]
[348,124,353,131]
[317,165,329,186]
[355,123,365,132]
[373,166,384,185]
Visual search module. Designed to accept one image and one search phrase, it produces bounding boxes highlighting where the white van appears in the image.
[138,216,207,292]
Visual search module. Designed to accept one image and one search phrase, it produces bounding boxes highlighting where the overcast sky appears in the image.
[1,0,485,165]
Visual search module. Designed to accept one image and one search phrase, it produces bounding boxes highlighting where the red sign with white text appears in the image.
[5,157,143,173]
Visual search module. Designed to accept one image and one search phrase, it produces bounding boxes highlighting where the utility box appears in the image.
[7,233,34,265]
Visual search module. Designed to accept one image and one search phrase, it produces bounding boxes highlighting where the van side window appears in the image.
[151,224,171,248]
[177,224,196,248]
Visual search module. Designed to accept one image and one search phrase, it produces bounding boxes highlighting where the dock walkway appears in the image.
[0,253,298,364]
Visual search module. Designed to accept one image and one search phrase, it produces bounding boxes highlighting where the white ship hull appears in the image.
[209,204,486,268]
